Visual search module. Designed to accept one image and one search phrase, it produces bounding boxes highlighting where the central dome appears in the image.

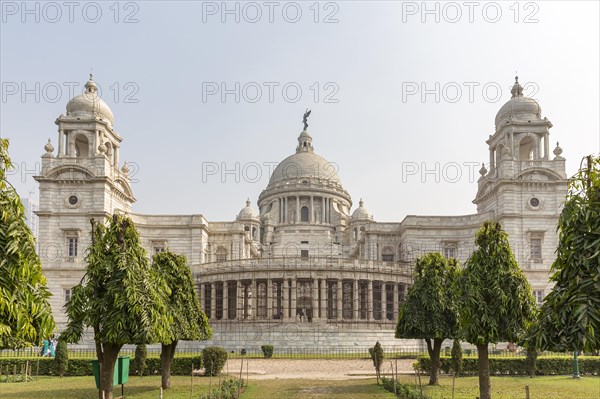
[269,151,341,185]
[267,129,341,186]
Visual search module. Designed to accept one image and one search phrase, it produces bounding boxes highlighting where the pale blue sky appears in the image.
[2,1,599,221]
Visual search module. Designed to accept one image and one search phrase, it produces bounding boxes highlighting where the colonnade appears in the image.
[200,278,406,323]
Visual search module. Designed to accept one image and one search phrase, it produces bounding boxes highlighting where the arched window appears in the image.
[300,206,309,222]
[215,247,228,262]
[74,134,89,158]
[519,137,534,160]
[382,246,394,262]
[353,228,358,240]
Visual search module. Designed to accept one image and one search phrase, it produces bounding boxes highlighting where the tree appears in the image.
[133,344,147,377]
[527,155,600,353]
[153,251,211,389]
[395,252,460,385]
[62,214,172,399]
[451,339,463,399]
[458,221,537,399]
[368,341,384,384]
[0,138,55,350]
[54,338,69,377]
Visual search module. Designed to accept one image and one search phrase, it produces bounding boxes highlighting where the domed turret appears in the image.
[66,74,115,127]
[494,76,541,129]
[351,199,373,221]
[237,199,259,220]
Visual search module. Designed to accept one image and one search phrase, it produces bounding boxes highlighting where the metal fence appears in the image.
[0,346,577,359]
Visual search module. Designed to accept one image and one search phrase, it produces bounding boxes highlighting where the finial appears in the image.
[479,162,488,176]
[553,142,564,159]
[43,138,54,156]
[511,75,523,98]
[90,68,93,81]
[121,162,130,174]
[359,198,364,207]
[246,198,251,206]
[302,109,311,131]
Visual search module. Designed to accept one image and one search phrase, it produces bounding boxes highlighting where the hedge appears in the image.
[0,355,202,377]
[418,356,600,376]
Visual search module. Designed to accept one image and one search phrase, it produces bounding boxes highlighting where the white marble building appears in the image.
[34,75,567,350]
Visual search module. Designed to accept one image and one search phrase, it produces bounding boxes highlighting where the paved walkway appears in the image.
[220,358,416,380]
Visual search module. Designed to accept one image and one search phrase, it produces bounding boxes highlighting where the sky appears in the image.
[1,0,599,222]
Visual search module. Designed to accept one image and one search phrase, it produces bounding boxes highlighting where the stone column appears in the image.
[489,148,495,170]
[353,279,359,321]
[312,278,318,321]
[336,280,343,321]
[223,281,228,320]
[296,196,300,223]
[210,282,216,321]
[381,282,387,321]
[544,132,550,159]
[284,197,288,223]
[267,279,273,320]
[291,279,297,320]
[282,279,289,320]
[237,281,242,319]
[252,280,257,320]
[321,197,325,223]
[310,196,314,223]
[199,283,205,313]
[57,129,64,156]
[367,280,373,321]
[114,146,119,167]
[393,283,399,320]
[320,279,327,319]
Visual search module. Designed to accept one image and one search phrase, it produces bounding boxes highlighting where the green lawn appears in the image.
[394,374,600,399]
[0,374,598,399]
[243,378,396,398]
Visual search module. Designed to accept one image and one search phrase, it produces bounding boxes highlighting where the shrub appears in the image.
[381,377,429,399]
[133,344,147,377]
[450,339,463,376]
[261,345,274,359]
[199,378,244,399]
[418,356,600,376]
[369,341,384,383]
[54,339,68,377]
[201,346,228,376]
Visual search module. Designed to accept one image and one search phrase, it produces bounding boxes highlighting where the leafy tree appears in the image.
[54,338,69,377]
[451,339,463,376]
[62,214,172,399]
[0,138,55,350]
[368,341,384,384]
[153,251,211,389]
[458,221,537,399]
[395,252,460,385]
[527,155,600,353]
[133,344,147,377]
[451,339,463,399]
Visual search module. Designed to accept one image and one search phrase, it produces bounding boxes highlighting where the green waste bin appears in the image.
[117,356,130,385]
[91,360,119,389]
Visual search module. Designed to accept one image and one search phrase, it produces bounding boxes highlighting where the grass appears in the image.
[0,375,214,399]
[243,378,397,398]
[393,374,600,399]
[0,374,598,399]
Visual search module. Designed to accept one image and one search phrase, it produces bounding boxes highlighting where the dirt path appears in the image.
[221,358,416,380]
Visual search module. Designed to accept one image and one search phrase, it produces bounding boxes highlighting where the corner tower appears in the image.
[34,75,135,326]
[474,77,568,291]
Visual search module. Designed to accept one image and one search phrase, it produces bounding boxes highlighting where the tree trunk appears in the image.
[99,343,122,399]
[476,344,492,399]
[425,338,443,385]
[161,341,178,389]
